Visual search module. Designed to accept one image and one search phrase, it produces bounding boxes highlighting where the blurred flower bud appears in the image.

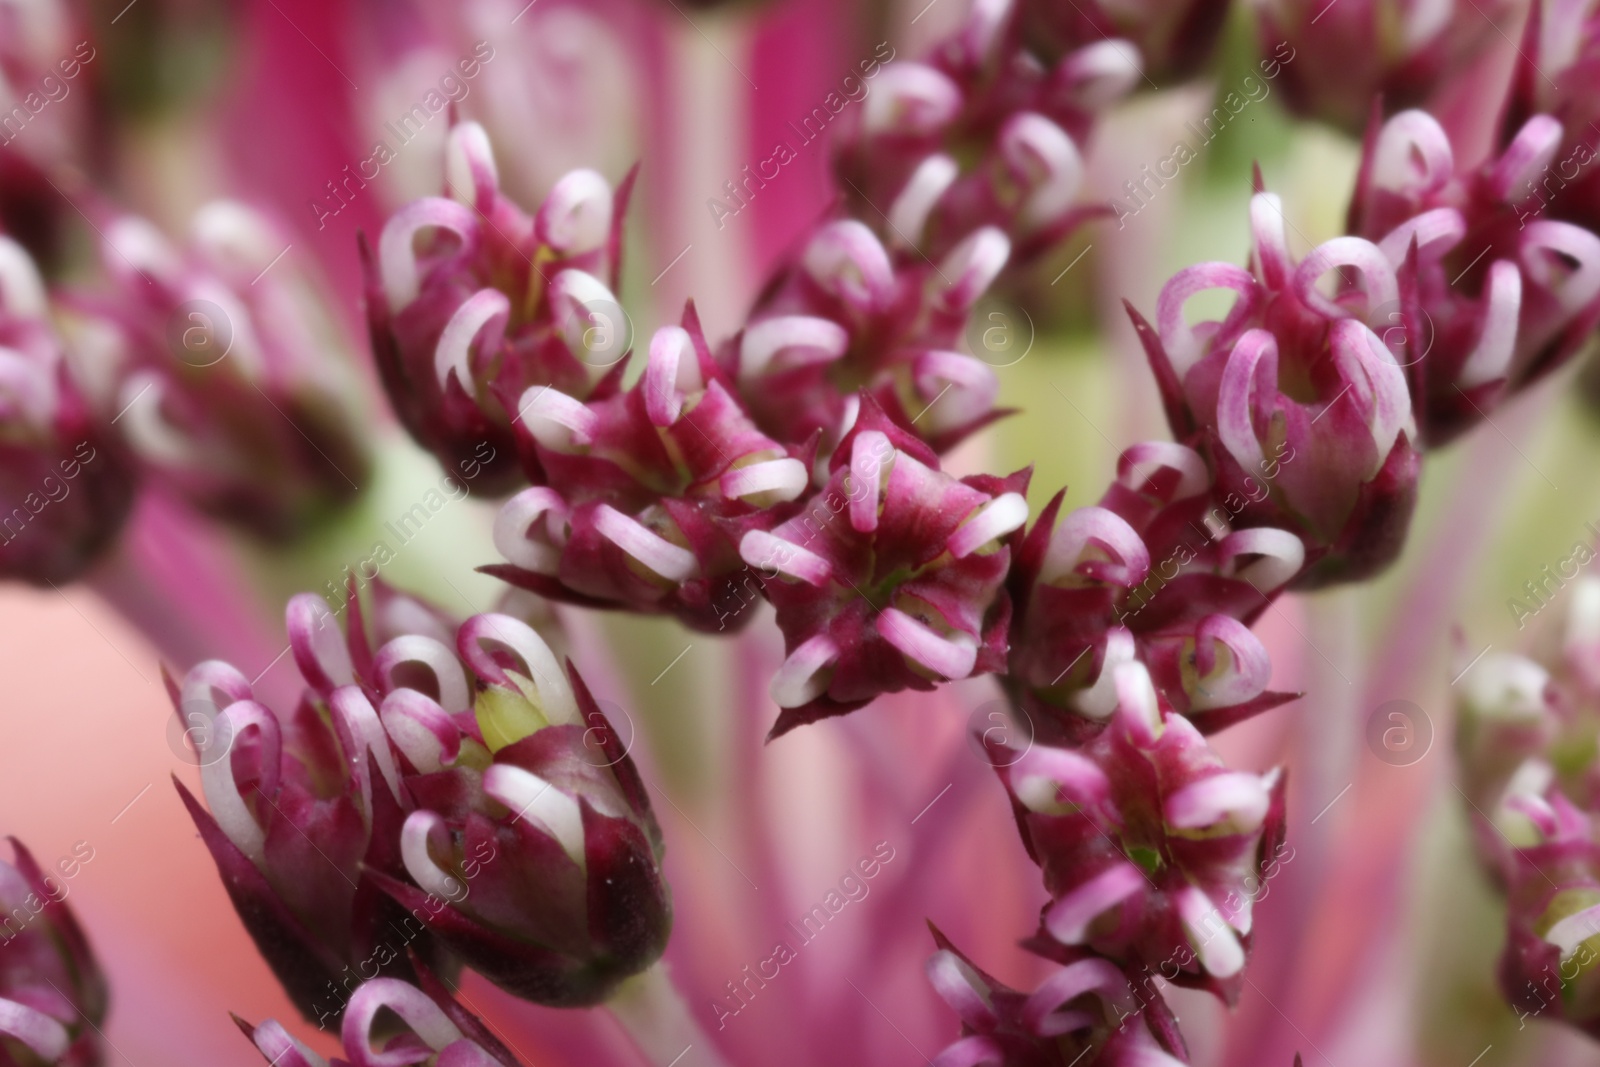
[0,0,105,273]
[0,237,135,584]
[77,202,369,541]
[1453,577,1600,1036]
[0,838,108,1067]
[1259,0,1516,134]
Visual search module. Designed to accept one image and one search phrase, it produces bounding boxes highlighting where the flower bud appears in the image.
[734,2,1143,458]
[79,204,369,541]
[732,231,1015,450]
[240,975,519,1067]
[1129,189,1429,586]
[1348,108,1600,446]
[0,237,135,584]
[925,926,1188,1067]
[173,590,460,1026]
[484,312,810,632]
[838,21,1114,256]
[0,838,108,1067]
[995,663,1287,1003]
[1259,0,1515,133]
[737,403,1028,736]
[365,121,635,495]
[370,613,671,1007]
[1006,452,1302,741]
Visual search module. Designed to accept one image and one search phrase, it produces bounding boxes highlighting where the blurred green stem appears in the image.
[608,962,734,1067]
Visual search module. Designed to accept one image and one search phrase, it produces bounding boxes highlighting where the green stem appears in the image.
[607,962,734,1067]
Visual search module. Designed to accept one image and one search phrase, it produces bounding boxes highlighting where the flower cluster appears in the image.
[1005,439,1303,745]
[484,305,811,632]
[1346,107,1600,445]
[174,579,668,1025]
[746,403,1029,734]
[11,0,1600,1062]
[375,2,1600,1060]
[1127,184,1423,587]
[900,5,1600,1059]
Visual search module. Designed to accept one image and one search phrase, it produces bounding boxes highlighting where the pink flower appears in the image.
[0,838,107,1067]
[364,121,635,496]
[737,402,1029,736]
[0,237,135,584]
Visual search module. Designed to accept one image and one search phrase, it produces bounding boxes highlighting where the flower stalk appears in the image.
[606,962,735,1067]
